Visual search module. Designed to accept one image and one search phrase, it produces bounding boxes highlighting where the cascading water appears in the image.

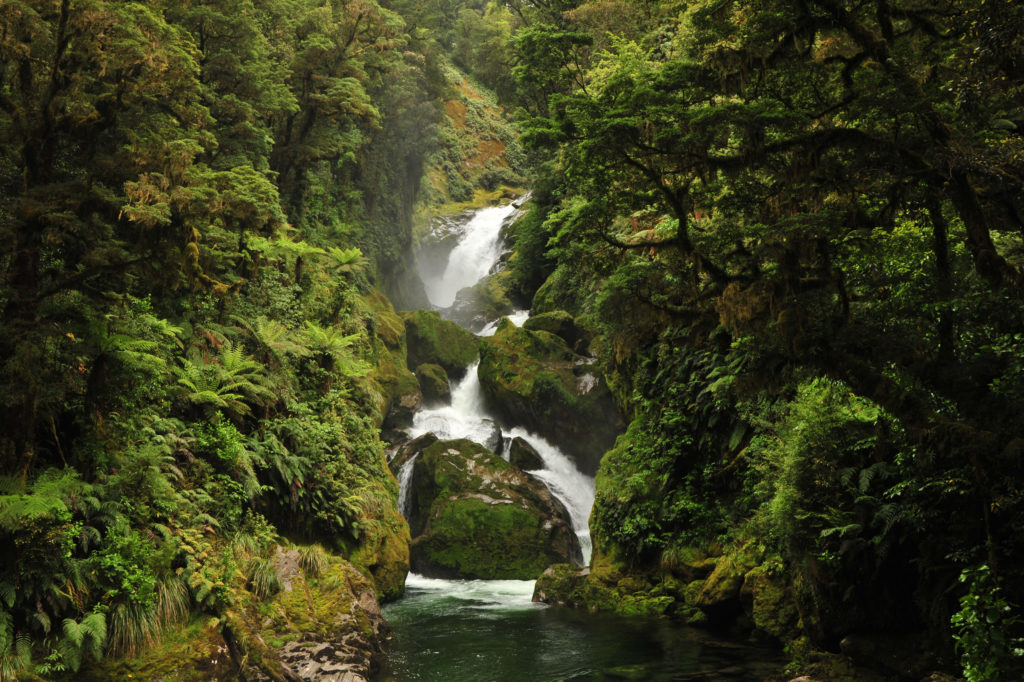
[396,455,418,519]
[420,203,519,308]
[382,200,785,681]
[401,199,595,561]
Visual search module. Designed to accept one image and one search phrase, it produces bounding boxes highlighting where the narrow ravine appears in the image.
[378,201,784,681]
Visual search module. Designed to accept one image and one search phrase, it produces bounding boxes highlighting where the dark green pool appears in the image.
[376,575,785,682]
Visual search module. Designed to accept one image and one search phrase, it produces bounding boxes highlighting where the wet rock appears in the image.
[479,418,503,453]
[478,319,623,474]
[693,554,757,624]
[409,438,582,578]
[401,309,479,378]
[741,565,801,642]
[508,436,544,470]
[522,310,592,354]
[381,385,422,430]
[448,269,517,332]
[415,363,450,403]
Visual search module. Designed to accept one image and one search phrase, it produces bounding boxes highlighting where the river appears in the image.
[378,200,784,681]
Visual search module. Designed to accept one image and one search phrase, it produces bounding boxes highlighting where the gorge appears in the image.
[2,1,1023,681]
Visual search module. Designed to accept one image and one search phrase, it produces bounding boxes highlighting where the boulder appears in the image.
[522,310,591,354]
[401,309,478,378]
[381,383,422,430]
[508,436,544,470]
[448,269,516,332]
[477,319,622,474]
[479,418,503,454]
[407,438,582,579]
[693,554,755,624]
[741,565,801,642]
[415,363,450,403]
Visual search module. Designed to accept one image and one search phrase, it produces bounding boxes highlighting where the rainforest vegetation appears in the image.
[2,0,1024,680]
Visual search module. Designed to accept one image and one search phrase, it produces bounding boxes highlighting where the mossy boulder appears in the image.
[401,308,479,378]
[477,319,622,474]
[407,438,581,579]
[693,550,760,625]
[522,310,591,354]
[448,269,516,331]
[741,564,802,642]
[532,562,687,618]
[415,363,451,403]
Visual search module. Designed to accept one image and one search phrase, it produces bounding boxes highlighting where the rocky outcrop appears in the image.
[401,309,479,378]
[522,310,591,354]
[404,437,581,578]
[477,319,622,474]
[85,547,391,682]
[415,363,451,403]
[448,269,516,331]
[228,548,389,682]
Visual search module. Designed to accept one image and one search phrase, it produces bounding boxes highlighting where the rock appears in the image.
[401,309,479,378]
[95,548,392,682]
[477,319,622,474]
[415,363,450,403]
[247,550,389,682]
[740,565,801,642]
[694,554,756,624]
[381,384,422,430]
[508,436,544,470]
[448,269,517,332]
[479,418,503,453]
[408,438,582,578]
[533,564,591,606]
[522,310,591,354]
[363,289,419,426]
[389,432,439,474]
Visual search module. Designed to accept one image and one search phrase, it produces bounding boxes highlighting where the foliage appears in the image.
[951,565,1024,682]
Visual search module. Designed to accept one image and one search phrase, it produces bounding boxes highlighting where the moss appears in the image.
[409,438,580,579]
[522,310,586,351]
[415,363,450,403]
[477,320,621,474]
[80,617,236,681]
[742,564,802,642]
[401,309,479,377]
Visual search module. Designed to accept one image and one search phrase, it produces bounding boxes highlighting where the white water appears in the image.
[477,309,530,336]
[402,573,539,611]
[401,200,595,566]
[396,455,418,519]
[422,203,519,308]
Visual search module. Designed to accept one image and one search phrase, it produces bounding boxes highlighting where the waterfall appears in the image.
[421,203,519,308]
[397,454,418,519]
[399,199,596,566]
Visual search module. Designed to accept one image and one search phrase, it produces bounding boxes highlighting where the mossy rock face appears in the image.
[448,269,516,331]
[741,565,801,642]
[364,289,420,427]
[532,562,687,618]
[694,551,759,624]
[478,319,622,474]
[407,438,581,579]
[415,362,451,403]
[522,310,591,354]
[232,548,389,681]
[401,309,479,378]
[87,547,389,682]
